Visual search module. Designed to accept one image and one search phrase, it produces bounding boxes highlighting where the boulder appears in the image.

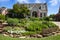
[37,34,42,38]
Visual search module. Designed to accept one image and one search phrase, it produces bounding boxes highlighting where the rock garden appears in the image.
[0,17,60,38]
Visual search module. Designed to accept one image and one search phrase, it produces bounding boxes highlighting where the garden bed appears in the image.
[0,18,59,38]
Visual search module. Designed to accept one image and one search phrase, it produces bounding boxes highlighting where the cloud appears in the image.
[49,0,59,6]
[17,0,29,3]
[35,0,41,3]
[0,0,10,2]
[17,0,46,3]
[35,0,46,3]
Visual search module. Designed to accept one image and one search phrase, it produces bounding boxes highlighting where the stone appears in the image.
[19,36,26,38]
[37,34,42,38]
[52,32,56,35]
[9,34,13,37]
[3,34,8,36]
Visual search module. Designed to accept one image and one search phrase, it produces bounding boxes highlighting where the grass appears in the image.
[0,34,60,40]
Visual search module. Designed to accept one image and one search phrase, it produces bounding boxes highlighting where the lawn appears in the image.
[0,34,60,40]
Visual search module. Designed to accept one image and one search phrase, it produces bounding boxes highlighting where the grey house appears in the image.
[7,3,48,18]
[21,3,48,18]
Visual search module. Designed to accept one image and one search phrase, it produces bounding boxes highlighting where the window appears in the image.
[39,6,41,9]
[40,13,42,17]
[44,13,46,17]
[42,5,46,10]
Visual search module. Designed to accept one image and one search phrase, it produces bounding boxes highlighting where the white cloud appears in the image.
[35,0,41,3]
[49,0,59,6]
[35,0,46,3]
[17,0,29,3]
[0,0,10,2]
[17,0,46,3]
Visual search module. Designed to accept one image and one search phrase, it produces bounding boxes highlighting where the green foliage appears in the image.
[12,27,22,31]
[13,4,29,14]
[26,21,48,32]
[48,22,57,28]
[30,17,40,21]
[25,20,57,32]
[22,31,36,36]
[0,14,5,20]
[13,3,30,18]
[3,26,12,31]
[7,18,19,26]
[18,18,30,27]
[43,17,50,21]
[49,14,55,18]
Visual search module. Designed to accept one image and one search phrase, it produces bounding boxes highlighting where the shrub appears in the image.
[42,21,58,28]
[43,17,50,21]
[0,14,5,20]
[12,27,21,31]
[30,17,40,21]
[18,18,30,27]
[48,22,58,28]
[3,26,12,32]
[26,21,48,32]
[25,21,57,33]
[7,18,19,26]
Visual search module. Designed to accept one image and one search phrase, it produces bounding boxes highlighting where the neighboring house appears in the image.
[0,7,8,15]
[15,3,47,18]
[54,7,60,21]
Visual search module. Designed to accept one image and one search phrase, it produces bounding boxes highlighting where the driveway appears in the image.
[52,21,60,28]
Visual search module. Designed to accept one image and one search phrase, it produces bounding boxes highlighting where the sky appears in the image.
[0,0,60,16]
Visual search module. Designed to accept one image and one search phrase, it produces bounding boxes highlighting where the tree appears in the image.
[43,17,50,21]
[49,14,55,18]
[49,14,55,21]
[13,3,30,18]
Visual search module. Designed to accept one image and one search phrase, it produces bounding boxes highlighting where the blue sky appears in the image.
[0,0,60,15]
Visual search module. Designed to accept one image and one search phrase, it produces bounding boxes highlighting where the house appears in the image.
[0,7,8,15]
[22,3,48,18]
[9,3,47,18]
[7,3,48,18]
[54,7,60,21]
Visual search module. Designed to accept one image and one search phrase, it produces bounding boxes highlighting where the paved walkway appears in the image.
[52,21,60,28]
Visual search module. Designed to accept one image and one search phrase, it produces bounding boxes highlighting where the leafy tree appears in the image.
[49,14,55,21]
[49,14,55,18]
[13,3,30,18]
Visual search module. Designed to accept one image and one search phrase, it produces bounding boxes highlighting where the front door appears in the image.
[32,11,37,17]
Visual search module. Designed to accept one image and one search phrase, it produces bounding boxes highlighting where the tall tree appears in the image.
[13,3,29,18]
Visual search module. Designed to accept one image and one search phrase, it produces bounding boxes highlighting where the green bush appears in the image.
[25,21,57,32]
[26,21,48,32]
[43,17,50,21]
[48,22,57,28]
[3,26,12,32]
[12,27,21,31]
[30,17,40,21]
[7,18,19,26]
[18,18,30,27]
[0,14,5,20]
